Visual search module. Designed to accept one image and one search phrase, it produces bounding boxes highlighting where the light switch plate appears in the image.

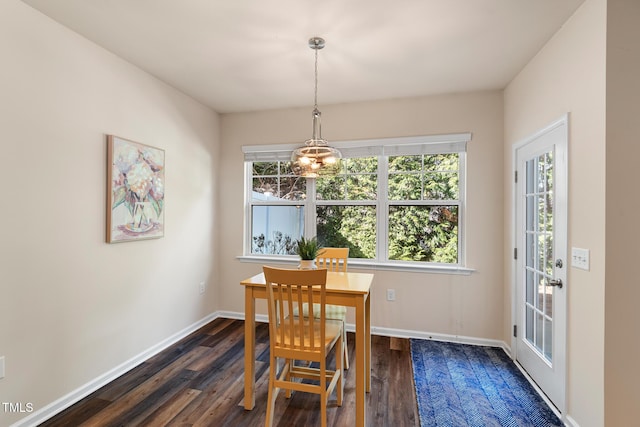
[571,247,590,271]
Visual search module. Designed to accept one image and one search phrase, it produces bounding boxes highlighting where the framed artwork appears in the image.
[106,135,165,243]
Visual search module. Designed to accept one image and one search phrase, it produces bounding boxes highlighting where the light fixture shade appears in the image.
[291,107,342,177]
[291,143,342,178]
[291,37,342,178]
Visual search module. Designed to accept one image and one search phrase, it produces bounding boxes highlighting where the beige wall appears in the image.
[504,0,606,425]
[604,0,640,425]
[0,2,220,425]
[7,0,635,426]
[219,92,505,340]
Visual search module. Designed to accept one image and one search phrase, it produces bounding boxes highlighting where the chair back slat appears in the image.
[316,247,349,272]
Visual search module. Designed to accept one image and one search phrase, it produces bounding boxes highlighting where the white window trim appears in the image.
[235,254,475,275]
[243,133,472,271]
[242,133,471,160]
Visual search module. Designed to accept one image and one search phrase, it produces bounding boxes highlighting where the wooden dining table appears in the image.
[241,269,374,427]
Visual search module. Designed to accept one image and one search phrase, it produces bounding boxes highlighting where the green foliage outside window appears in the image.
[388,205,458,263]
[316,205,377,258]
[316,158,378,258]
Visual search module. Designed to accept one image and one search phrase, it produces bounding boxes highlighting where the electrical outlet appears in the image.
[199,282,206,294]
[386,289,396,301]
[571,247,590,271]
[0,356,5,380]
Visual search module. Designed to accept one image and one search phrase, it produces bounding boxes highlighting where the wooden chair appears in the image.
[262,266,343,427]
[316,247,349,273]
[315,247,350,369]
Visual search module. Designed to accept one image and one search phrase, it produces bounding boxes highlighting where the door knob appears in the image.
[548,278,563,288]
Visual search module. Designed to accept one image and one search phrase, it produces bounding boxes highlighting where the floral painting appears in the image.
[107,135,165,243]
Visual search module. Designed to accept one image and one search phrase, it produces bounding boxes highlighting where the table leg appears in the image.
[355,296,366,427]
[244,288,256,410]
[365,291,371,392]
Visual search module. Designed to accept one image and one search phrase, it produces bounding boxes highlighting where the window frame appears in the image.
[241,134,474,275]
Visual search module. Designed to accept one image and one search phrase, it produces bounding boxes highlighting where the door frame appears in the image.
[510,113,569,414]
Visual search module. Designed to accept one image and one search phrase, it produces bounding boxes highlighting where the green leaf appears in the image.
[149,197,163,217]
[112,186,127,210]
[295,236,322,260]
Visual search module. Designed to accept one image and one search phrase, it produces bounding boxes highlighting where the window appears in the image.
[244,134,469,268]
[316,157,378,259]
[250,161,305,255]
[387,153,460,263]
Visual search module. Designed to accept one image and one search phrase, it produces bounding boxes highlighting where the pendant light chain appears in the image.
[313,44,319,110]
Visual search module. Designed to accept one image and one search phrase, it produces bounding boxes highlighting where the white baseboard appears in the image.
[564,414,580,427]
[11,312,222,427]
[13,311,511,427]
[221,311,509,352]
[217,310,269,323]
[370,325,508,350]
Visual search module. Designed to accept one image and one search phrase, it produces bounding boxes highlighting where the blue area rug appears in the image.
[410,339,562,427]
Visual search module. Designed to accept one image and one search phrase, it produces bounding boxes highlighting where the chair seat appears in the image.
[295,303,347,320]
[276,317,343,348]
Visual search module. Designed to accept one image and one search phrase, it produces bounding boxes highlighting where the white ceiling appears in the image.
[21,0,585,114]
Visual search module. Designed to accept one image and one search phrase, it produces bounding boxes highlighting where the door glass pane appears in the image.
[526,159,536,193]
[535,312,544,351]
[536,273,545,311]
[537,234,545,272]
[526,306,534,342]
[545,152,554,192]
[526,196,535,231]
[537,154,546,191]
[544,194,553,231]
[523,148,556,363]
[545,234,554,276]
[545,281,553,317]
[526,232,534,268]
[526,270,534,304]
[537,195,545,232]
[544,317,553,361]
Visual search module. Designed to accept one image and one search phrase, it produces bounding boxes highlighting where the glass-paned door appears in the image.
[515,117,567,413]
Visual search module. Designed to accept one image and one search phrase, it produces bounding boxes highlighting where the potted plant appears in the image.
[295,236,321,269]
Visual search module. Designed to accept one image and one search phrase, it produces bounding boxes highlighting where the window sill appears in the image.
[236,255,475,275]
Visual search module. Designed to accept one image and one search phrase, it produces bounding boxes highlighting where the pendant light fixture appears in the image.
[291,37,342,178]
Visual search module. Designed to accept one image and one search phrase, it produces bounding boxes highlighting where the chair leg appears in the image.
[321,391,328,427]
[265,358,278,427]
[284,359,293,399]
[343,326,349,370]
[337,331,343,406]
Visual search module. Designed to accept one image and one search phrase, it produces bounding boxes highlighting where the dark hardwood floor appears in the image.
[39,318,419,426]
